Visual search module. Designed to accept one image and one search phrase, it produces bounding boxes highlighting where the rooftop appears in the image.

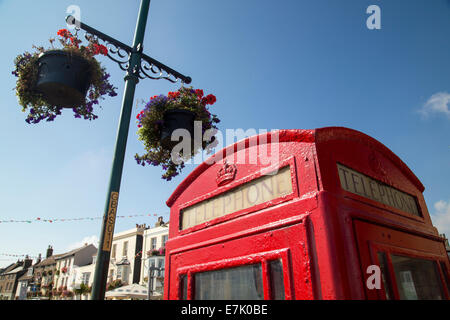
[55,244,96,260]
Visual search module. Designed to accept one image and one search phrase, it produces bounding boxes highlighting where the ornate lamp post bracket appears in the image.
[66,15,192,84]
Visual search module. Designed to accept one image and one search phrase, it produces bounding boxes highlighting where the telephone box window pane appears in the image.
[439,262,450,293]
[194,264,263,300]
[377,252,393,300]
[391,255,445,300]
[268,259,285,300]
[180,274,187,300]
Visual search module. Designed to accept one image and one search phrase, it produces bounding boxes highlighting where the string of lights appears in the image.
[0,213,169,266]
[0,253,40,259]
[1,250,148,262]
[0,212,169,224]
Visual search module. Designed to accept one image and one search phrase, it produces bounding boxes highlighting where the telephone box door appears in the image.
[354,219,450,300]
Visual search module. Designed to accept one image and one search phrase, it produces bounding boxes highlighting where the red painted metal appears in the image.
[164,127,450,300]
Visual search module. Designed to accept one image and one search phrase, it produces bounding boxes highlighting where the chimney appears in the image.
[155,216,164,227]
[46,245,53,258]
[24,255,33,269]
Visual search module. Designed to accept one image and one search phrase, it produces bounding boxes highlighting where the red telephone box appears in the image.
[163,127,450,300]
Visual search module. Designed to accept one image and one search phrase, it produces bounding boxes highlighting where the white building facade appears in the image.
[107,224,146,286]
[140,218,169,298]
[72,260,96,300]
[54,244,97,297]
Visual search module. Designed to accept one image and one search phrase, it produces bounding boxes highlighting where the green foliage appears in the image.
[106,279,124,291]
[74,283,91,296]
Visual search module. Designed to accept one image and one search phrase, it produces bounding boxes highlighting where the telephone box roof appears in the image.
[166,127,423,207]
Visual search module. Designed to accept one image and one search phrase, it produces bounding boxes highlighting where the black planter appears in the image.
[35,50,92,108]
[160,109,195,148]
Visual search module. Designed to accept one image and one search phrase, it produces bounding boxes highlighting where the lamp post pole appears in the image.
[90,0,150,301]
[66,0,191,300]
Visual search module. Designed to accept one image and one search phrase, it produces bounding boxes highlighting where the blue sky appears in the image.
[0,0,449,267]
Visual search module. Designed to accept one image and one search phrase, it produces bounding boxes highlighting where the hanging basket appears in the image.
[35,50,92,108]
[160,109,195,148]
[135,87,219,180]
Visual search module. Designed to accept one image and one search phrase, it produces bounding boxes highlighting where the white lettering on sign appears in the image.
[103,192,119,251]
[181,166,293,230]
[337,164,420,217]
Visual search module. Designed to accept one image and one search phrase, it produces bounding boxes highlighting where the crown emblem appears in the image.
[216,160,237,186]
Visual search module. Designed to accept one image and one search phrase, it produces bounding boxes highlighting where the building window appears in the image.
[117,265,129,280]
[162,235,168,247]
[112,244,117,259]
[109,269,114,282]
[82,273,90,285]
[157,257,165,275]
[151,237,157,250]
[123,241,128,257]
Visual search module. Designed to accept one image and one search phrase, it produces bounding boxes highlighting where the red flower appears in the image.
[92,44,108,56]
[69,37,81,48]
[98,44,108,56]
[205,94,216,105]
[57,29,72,39]
[195,89,204,98]
[168,91,180,99]
[136,110,145,120]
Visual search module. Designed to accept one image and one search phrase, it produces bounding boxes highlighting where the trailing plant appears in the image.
[106,279,124,291]
[148,247,166,256]
[74,283,91,297]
